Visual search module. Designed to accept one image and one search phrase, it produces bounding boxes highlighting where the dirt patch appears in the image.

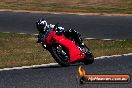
[0,0,132,14]
[0,9,132,16]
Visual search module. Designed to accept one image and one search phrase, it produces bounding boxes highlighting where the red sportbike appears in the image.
[38,24,94,66]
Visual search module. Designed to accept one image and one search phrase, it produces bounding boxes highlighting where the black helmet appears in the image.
[36,19,47,32]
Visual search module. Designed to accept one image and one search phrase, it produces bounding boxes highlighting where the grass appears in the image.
[84,39,132,56]
[0,33,55,68]
[0,32,132,69]
[0,0,132,13]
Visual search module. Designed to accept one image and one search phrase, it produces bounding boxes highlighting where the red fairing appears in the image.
[45,30,56,45]
[45,29,85,63]
[55,35,85,62]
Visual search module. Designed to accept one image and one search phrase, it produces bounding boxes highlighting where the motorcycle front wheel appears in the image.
[51,44,70,67]
[81,45,94,65]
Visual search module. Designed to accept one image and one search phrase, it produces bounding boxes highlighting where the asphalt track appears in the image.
[0,11,132,39]
[0,11,132,88]
[0,55,132,88]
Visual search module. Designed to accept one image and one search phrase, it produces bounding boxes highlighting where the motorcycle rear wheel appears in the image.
[51,44,70,67]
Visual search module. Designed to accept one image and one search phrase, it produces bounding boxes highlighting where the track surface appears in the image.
[0,11,132,39]
[0,55,132,88]
[0,11,132,88]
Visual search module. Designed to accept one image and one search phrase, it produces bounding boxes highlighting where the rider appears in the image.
[36,19,83,47]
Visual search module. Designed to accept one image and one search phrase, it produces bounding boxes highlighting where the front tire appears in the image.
[51,44,70,67]
[81,45,94,65]
[83,53,94,65]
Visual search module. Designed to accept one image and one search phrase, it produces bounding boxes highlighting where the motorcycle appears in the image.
[38,24,94,66]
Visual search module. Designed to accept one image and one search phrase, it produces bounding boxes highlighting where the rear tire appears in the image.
[51,44,70,67]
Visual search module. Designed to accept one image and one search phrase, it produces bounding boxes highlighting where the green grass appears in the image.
[0,0,132,13]
[0,32,132,69]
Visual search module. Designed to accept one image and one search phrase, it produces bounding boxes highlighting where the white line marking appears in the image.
[1,32,38,35]
[19,33,26,34]
[84,37,123,41]
[84,38,97,40]
[0,53,132,71]
[84,38,114,40]
[0,63,59,71]
[102,39,113,41]
[2,32,10,33]
[33,34,38,35]
[95,53,132,59]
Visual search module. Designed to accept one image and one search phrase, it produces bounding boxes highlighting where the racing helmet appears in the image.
[36,19,48,32]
